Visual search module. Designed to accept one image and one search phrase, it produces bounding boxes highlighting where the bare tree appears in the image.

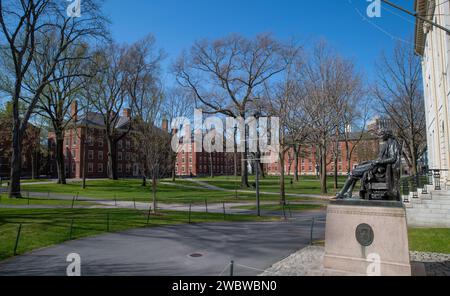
[301,41,358,194]
[85,44,128,180]
[86,36,164,181]
[174,34,287,188]
[331,68,366,189]
[132,87,168,213]
[0,0,106,197]
[374,42,426,175]
[32,43,93,184]
[162,87,193,181]
[262,42,305,204]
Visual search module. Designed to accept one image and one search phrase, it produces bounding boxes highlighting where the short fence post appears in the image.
[309,218,315,246]
[188,202,192,224]
[223,202,226,220]
[69,219,75,240]
[412,176,418,199]
[146,205,152,225]
[230,260,234,276]
[282,203,287,220]
[13,224,23,256]
[402,178,410,203]
[205,198,208,214]
[287,202,292,218]
[71,195,75,209]
[133,197,136,209]
[434,171,442,191]
[114,194,117,207]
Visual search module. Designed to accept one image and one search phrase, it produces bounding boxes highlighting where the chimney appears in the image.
[71,101,78,122]
[162,117,169,132]
[122,108,131,119]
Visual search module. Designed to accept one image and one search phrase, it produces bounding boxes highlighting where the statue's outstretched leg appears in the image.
[336,177,356,199]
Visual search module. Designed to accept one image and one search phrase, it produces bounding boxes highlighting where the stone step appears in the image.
[406,214,449,223]
[430,193,450,199]
[409,198,450,205]
[407,205,450,212]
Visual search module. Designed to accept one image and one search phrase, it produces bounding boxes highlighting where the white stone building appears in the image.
[409,0,450,227]
[415,0,450,183]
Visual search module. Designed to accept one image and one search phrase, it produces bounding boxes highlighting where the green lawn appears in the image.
[0,208,277,261]
[196,175,348,196]
[231,204,326,212]
[22,179,320,204]
[408,228,450,254]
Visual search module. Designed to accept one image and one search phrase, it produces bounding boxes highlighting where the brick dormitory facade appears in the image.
[264,134,379,177]
[48,103,142,179]
[0,111,42,179]
[47,102,382,179]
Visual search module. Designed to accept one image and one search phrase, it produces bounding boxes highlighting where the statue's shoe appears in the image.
[333,194,344,200]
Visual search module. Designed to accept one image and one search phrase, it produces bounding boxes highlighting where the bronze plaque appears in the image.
[355,224,374,247]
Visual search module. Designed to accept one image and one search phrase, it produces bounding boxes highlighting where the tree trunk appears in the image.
[410,140,418,176]
[320,145,328,194]
[334,156,338,190]
[209,152,214,178]
[9,124,22,198]
[107,137,118,180]
[152,173,157,214]
[172,168,176,181]
[81,131,87,189]
[259,160,265,179]
[240,114,250,188]
[279,151,286,205]
[241,137,249,188]
[31,151,36,180]
[294,145,300,182]
[142,175,147,187]
[55,134,67,184]
[171,155,176,181]
[344,140,351,177]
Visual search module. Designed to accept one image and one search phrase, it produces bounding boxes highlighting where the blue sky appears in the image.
[103,0,415,84]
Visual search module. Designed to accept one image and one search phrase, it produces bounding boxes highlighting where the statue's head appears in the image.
[378,129,394,141]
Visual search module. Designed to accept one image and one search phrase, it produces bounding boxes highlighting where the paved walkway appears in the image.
[0,211,326,276]
[185,178,333,200]
[1,189,329,214]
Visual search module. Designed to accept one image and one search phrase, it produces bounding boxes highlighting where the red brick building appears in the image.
[264,133,380,176]
[0,113,41,179]
[48,107,142,179]
[174,141,242,177]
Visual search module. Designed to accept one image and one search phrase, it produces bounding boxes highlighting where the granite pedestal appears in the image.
[323,200,411,276]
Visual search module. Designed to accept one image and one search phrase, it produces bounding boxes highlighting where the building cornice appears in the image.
[415,0,435,56]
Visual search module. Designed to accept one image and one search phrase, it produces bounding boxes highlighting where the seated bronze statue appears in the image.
[336,130,401,201]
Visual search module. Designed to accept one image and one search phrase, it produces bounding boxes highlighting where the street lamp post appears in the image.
[256,156,260,217]
[254,111,261,217]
